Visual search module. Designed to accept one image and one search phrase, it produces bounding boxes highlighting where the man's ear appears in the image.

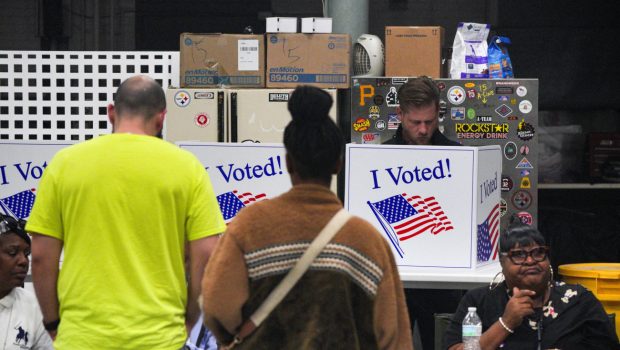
[107,104,116,126]
[395,106,402,120]
[155,109,166,131]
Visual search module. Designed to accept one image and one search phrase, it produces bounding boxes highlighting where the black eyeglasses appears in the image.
[500,246,549,265]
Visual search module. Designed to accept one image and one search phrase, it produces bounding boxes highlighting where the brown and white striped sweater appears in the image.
[201,184,413,350]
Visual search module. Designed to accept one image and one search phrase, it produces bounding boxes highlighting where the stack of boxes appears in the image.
[179,17,350,90]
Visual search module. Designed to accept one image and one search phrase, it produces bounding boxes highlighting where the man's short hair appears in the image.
[113,76,166,119]
[397,76,440,113]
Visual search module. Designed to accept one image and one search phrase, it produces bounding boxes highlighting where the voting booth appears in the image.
[345,144,501,271]
[177,142,292,222]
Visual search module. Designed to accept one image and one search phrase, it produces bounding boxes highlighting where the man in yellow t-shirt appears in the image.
[26,75,226,350]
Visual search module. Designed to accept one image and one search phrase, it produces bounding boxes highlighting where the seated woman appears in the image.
[444,224,619,350]
[201,86,413,349]
[1,214,53,349]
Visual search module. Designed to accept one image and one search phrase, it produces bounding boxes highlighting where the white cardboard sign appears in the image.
[344,144,501,271]
[178,142,291,223]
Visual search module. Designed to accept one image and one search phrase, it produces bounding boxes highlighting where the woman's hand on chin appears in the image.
[502,287,536,329]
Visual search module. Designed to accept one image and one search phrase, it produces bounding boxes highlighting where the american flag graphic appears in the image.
[0,189,36,219]
[477,203,500,262]
[368,193,454,258]
[216,190,267,223]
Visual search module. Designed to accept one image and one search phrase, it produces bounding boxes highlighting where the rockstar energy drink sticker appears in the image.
[455,123,509,139]
[353,118,371,132]
[512,190,532,210]
[369,105,380,119]
[520,176,531,189]
[517,119,535,141]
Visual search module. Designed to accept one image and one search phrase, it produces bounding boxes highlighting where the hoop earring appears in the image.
[549,265,554,287]
[489,271,505,291]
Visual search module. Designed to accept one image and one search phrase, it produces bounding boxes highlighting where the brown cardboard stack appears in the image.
[266,33,350,88]
[385,26,444,78]
[180,33,265,88]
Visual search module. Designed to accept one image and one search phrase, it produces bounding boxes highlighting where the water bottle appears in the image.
[462,307,482,350]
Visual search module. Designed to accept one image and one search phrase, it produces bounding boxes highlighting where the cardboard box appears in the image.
[180,33,265,88]
[301,17,333,33]
[266,17,297,33]
[266,33,350,88]
[385,26,444,78]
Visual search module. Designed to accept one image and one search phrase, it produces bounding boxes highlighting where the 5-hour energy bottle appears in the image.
[462,307,482,350]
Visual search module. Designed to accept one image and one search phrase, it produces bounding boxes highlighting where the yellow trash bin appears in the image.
[559,263,620,337]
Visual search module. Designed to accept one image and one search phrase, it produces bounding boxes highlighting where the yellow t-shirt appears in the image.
[26,133,226,350]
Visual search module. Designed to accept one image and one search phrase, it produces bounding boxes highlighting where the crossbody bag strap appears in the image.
[224,208,352,348]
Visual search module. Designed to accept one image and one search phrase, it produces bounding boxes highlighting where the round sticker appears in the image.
[504,142,517,160]
[174,90,191,107]
[194,113,210,127]
[373,94,384,106]
[517,212,533,225]
[516,86,528,97]
[375,119,386,131]
[447,86,466,105]
[467,108,476,120]
[519,100,533,114]
[512,190,532,210]
[499,199,508,217]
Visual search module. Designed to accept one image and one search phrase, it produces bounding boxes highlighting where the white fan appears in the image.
[353,34,384,77]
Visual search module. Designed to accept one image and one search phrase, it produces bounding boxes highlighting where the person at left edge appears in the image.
[26,75,227,350]
[1,214,53,350]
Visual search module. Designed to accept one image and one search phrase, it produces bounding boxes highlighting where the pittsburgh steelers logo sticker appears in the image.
[174,90,191,107]
[194,113,210,127]
[512,190,532,210]
[447,86,466,105]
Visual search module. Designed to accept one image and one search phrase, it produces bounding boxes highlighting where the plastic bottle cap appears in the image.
[468,307,477,312]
